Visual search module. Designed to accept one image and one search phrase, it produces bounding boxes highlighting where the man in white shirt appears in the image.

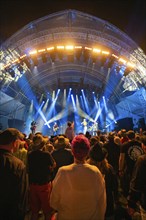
[50,134,106,220]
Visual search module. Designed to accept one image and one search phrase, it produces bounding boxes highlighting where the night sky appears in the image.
[0,0,146,53]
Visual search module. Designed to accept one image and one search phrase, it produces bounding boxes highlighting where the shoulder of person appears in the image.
[12,154,26,169]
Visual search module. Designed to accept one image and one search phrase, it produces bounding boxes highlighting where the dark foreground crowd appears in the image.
[0,126,146,220]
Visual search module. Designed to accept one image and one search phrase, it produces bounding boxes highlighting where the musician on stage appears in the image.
[53,122,59,136]
[30,121,37,134]
[92,121,98,136]
[81,118,88,134]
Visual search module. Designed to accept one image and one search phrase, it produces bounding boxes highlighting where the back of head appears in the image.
[89,142,107,162]
[33,134,45,149]
[54,135,69,149]
[127,130,135,140]
[45,143,54,153]
[0,128,23,145]
[90,136,99,146]
[108,132,115,141]
[121,129,127,137]
[114,136,121,145]
[67,121,72,127]
[71,134,90,160]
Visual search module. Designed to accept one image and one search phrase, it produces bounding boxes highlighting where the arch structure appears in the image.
[0,9,146,131]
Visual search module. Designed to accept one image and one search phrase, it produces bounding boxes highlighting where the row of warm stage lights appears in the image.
[3,45,135,70]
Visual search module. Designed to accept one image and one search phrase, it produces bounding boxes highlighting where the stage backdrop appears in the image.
[8,119,25,132]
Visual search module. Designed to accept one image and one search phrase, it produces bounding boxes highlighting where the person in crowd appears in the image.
[90,136,100,147]
[44,143,55,153]
[127,135,146,220]
[65,121,75,142]
[87,142,119,220]
[51,135,74,179]
[13,140,28,165]
[100,134,108,145]
[50,134,106,220]
[103,132,120,175]
[0,128,28,220]
[27,134,56,220]
[114,136,121,146]
[97,129,102,138]
[120,129,129,144]
[119,130,144,197]
[85,130,91,140]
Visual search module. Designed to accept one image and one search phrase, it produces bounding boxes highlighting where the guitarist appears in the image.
[30,121,37,134]
[53,122,59,136]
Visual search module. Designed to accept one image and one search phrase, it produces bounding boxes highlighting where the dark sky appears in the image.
[0,0,146,53]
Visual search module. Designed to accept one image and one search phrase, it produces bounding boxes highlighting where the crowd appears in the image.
[0,122,146,220]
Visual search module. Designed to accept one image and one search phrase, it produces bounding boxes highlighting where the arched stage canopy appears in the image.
[0,9,146,133]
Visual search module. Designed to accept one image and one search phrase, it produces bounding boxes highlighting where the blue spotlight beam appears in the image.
[81,90,90,114]
[44,89,61,125]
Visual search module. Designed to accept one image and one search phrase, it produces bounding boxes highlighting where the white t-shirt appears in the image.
[50,163,106,220]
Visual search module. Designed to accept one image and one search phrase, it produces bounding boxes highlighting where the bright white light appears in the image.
[93,48,101,53]
[57,46,64,49]
[65,45,74,50]
[47,47,54,51]
[102,51,109,55]
[29,50,37,55]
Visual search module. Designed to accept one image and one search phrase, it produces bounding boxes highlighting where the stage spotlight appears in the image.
[91,48,101,64]
[65,45,74,62]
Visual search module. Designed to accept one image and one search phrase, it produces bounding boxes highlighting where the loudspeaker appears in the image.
[117,118,133,131]
[8,119,25,132]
